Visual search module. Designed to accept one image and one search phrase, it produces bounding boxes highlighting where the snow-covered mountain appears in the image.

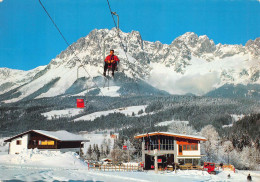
[0,66,46,94]
[0,28,259,103]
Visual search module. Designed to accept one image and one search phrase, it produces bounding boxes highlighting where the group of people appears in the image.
[103,49,120,77]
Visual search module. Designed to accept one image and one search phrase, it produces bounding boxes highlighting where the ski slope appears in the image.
[41,108,84,120]
[41,105,147,121]
[155,120,189,127]
[74,105,147,122]
[98,86,120,97]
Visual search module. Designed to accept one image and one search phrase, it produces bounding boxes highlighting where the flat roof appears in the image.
[134,132,207,141]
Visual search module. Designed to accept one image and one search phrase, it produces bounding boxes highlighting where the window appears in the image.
[187,145,190,150]
[183,145,187,150]
[16,140,22,145]
[191,145,195,150]
[195,145,198,150]
[182,144,198,151]
[39,140,54,146]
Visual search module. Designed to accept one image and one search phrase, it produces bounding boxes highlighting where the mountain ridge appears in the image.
[0,28,259,103]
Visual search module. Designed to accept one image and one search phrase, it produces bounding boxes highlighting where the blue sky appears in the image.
[0,0,259,70]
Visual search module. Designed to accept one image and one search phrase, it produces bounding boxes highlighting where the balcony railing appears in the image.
[145,144,174,151]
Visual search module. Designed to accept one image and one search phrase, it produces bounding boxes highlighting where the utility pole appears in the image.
[121,133,131,163]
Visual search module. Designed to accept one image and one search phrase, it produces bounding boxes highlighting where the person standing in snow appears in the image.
[247,174,252,181]
[103,49,120,77]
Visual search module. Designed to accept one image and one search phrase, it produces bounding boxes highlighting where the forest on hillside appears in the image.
[0,95,259,169]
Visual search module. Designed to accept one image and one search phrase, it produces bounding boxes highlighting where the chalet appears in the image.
[4,130,89,155]
[135,132,206,171]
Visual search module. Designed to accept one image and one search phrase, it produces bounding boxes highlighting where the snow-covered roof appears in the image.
[134,132,206,141]
[33,130,86,141]
[4,130,87,142]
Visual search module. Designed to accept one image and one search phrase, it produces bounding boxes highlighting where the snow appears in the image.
[32,130,86,141]
[98,86,120,97]
[222,114,245,128]
[1,29,260,103]
[148,54,252,95]
[0,148,259,181]
[222,124,234,128]
[79,132,117,153]
[3,63,101,103]
[231,114,245,122]
[5,130,86,142]
[0,138,8,154]
[41,108,84,120]
[155,120,189,127]
[74,105,147,122]
[0,151,259,182]
[0,149,86,169]
[0,66,46,95]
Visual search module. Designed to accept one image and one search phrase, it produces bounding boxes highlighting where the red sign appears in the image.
[77,99,85,108]
[158,159,162,163]
[122,145,127,150]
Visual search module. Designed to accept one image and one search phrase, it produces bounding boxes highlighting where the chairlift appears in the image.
[76,98,85,108]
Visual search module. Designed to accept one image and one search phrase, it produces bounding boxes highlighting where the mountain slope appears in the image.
[0,29,259,103]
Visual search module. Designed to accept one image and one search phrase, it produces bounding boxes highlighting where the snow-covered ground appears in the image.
[231,114,245,122]
[41,108,84,120]
[0,149,259,181]
[41,105,147,121]
[74,105,147,122]
[222,114,245,128]
[155,120,189,127]
[98,86,120,97]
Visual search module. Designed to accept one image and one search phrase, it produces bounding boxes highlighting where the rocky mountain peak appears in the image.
[1,29,259,101]
[245,38,260,58]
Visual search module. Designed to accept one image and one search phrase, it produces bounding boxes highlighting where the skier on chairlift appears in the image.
[103,49,120,77]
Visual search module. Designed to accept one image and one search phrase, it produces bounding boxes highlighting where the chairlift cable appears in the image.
[38,0,122,110]
[38,0,81,65]
[105,0,141,96]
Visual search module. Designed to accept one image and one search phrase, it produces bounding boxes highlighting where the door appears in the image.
[179,145,183,155]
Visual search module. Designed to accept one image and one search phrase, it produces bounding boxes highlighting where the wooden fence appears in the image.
[179,163,203,170]
[89,164,142,172]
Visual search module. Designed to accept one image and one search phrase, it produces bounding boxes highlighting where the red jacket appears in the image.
[104,55,120,64]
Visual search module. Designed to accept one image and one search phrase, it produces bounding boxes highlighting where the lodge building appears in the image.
[134,132,206,170]
[4,130,89,155]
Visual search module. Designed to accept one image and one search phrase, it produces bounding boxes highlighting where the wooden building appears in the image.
[4,130,89,155]
[135,132,206,172]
